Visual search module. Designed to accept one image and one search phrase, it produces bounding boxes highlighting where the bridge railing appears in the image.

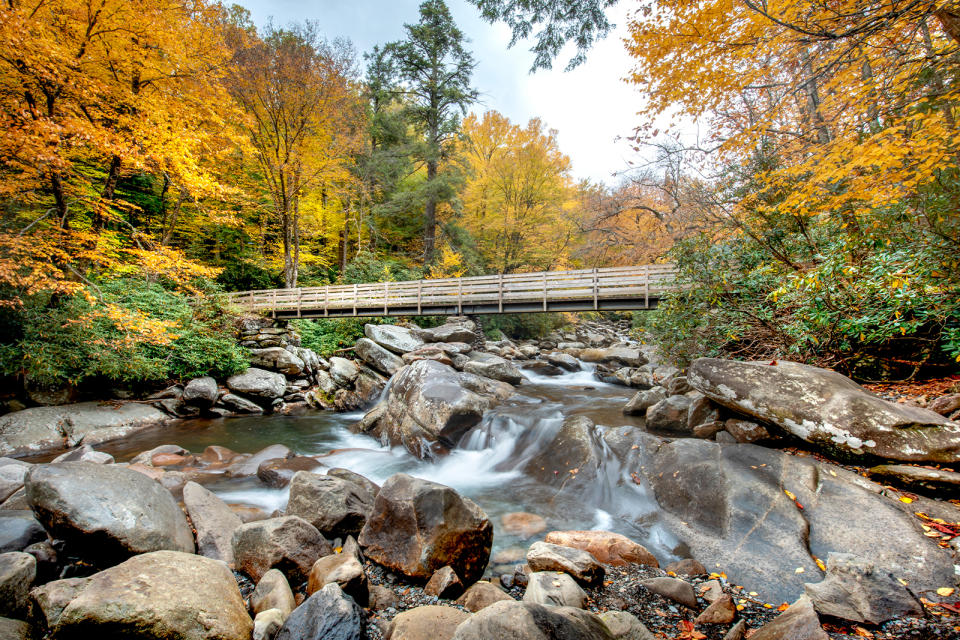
[224,263,676,317]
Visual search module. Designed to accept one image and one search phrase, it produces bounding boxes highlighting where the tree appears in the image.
[386,0,478,265]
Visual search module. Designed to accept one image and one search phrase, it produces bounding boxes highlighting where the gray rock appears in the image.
[526,541,604,586]
[750,595,828,640]
[358,473,492,584]
[306,553,367,606]
[417,321,478,344]
[623,387,667,416]
[452,600,614,640]
[0,402,169,456]
[546,352,580,372]
[25,462,194,562]
[462,356,524,385]
[724,419,775,444]
[328,358,360,387]
[183,481,243,564]
[56,550,252,640]
[182,376,218,408]
[867,464,960,494]
[364,324,424,354]
[353,338,404,376]
[0,463,28,503]
[327,468,380,500]
[639,577,697,609]
[226,444,293,477]
[599,611,656,640]
[645,395,692,434]
[226,368,288,402]
[251,569,296,618]
[929,393,960,416]
[803,553,922,624]
[388,605,470,640]
[689,358,960,462]
[257,456,324,489]
[0,552,35,618]
[0,511,45,553]
[232,516,331,583]
[687,395,720,429]
[286,472,374,539]
[579,347,646,368]
[254,608,285,640]
[523,571,587,608]
[249,348,305,376]
[0,617,33,640]
[220,393,265,414]
[276,583,363,640]
[30,576,90,630]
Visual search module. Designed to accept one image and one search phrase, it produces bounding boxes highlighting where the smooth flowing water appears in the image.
[101,365,683,568]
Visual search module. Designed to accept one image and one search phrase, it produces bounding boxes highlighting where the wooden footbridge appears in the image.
[225,264,677,319]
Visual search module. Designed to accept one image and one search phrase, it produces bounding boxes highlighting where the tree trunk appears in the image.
[161,188,187,246]
[52,172,69,229]
[423,159,438,265]
[95,155,122,230]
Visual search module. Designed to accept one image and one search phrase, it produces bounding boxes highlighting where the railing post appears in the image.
[644,266,650,309]
[248,290,254,309]
[498,273,503,313]
[417,280,422,315]
[542,273,547,311]
[457,279,462,315]
[324,285,329,318]
[271,289,277,318]
[297,288,302,318]
[593,268,598,310]
[353,283,358,316]
[384,281,389,316]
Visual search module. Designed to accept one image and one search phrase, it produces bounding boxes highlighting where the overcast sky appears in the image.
[237,0,644,185]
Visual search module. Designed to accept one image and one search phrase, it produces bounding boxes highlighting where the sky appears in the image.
[237,0,645,185]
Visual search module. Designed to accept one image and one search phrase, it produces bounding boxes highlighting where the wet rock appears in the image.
[0,552,34,618]
[55,551,252,640]
[23,540,56,581]
[183,481,242,565]
[220,393,265,414]
[695,594,736,625]
[929,393,960,416]
[249,348,305,376]
[523,571,586,608]
[526,541,604,587]
[645,395,692,434]
[357,360,511,459]
[199,445,238,465]
[424,566,463,599]
[665,558,706,577]
[365,324,424,354]
[359,473,492,584]
[276,583,363,640]
[501,512,547,539]
[226,444,293,477]
[455,581,513,612]
[328,358,360,387]
[724,419,775,444]
[623,387,667,416]
[462,355,524,385]
[639,577,697,609]
[182,376,219,408]
[0,617,33,639]
[803,552,922,624]
[25,462,194,562]
[598,610,655,640]
[580,347,647,368]
[232,516,332,583]
[0,462,28,503]
[689,358,960,463]
[251,569,296,618]
[524,416,606,485]
[129,442,188,465]
[306,552,367,606]
[254,608,285,640]
[388,605,469,640]
[543,531,659,567]
[523,362,564,376]
[30,576,89,630]
[0,511,45,553]
[257,457,323,489]
[353,338,404,376]
[452,600,614,640]
[286,471,375,539]
[226,368,288,402]
[0,402,169,457]
[545,352,580,372]
[750,595,828,640]
[866,464,960,495]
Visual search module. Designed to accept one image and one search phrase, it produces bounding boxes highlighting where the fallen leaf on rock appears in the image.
[677,620,706,640]
[814,557,827,572]
[938,587,956,597]
[853,626,874,638]
[900,496,914,504]
[778,603,789,611]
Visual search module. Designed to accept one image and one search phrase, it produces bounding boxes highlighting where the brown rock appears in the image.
[306,552,368,606]
[696,594,736,625]
[455,581,513,612]
[544,530,659,567]
[665,558,707,577]
[526,541,604,587]
[151,453,189,467]
[640,577,698,609]
[750,595,828,640]
[501,512,547,539]
[387,605,469,640]
[250,569,295,618]
[232,516,331,583]
[725,419,774,444]
[424,566,463,599]
[256,456,322,489]
[200,445,238,465]
[929,393,960,416]
[369,584,398,611]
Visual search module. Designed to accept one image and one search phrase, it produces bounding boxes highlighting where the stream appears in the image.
[98,364,684,571]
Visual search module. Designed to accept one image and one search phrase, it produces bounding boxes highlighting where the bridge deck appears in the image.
[225,264,677,319]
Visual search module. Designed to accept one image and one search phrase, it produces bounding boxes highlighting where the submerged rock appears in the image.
[688,358,960,463]
[358,473,492,584]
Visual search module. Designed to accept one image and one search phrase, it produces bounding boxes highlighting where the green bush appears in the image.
[479,313,567,340]
[0,277,248,388]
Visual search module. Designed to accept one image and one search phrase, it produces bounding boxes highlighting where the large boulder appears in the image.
[183,481,243,565]
[416,320,479,344]
[524,416,606,485]
[358,473,492,584]
[388,605,470,640]
[328,357,360,387]
[689,358,960,462]
[232,516,331,583]
[579,347,647,368]
[618,435,956,603]
[644,395,692,434]
[452,600,615,640]
[543,531,658,567]
[276,583,363,640]
[286,471,375,539]
[0,402,169,456]
[356,360,512,459]
[352,338,404,376]
[55,550,253,640]
[462,354,524,385]
[249,348,306,376]
[364,324,424,354]
[25,462,194,562]
[226,368,287,402]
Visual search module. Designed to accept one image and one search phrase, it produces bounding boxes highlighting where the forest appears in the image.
[1,0,958,394]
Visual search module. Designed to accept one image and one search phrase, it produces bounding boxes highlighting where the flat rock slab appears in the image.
[867,464,960,495]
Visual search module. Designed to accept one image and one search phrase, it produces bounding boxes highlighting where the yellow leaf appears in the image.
[899,496,913,504]
[937,587,955,597]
